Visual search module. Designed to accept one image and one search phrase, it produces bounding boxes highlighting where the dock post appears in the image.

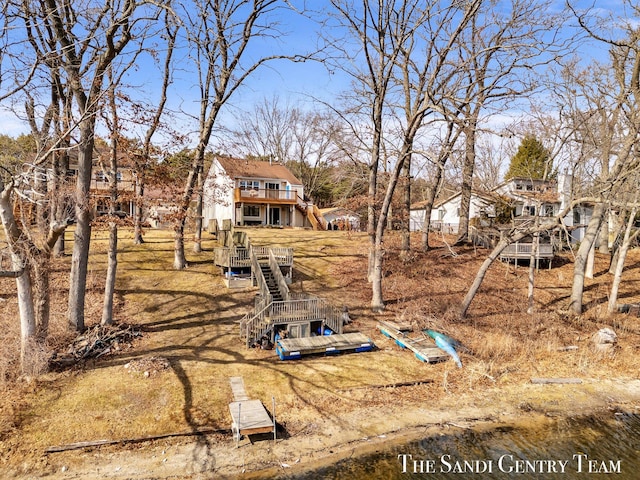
[235,403,241,447]
[272,396,277,443]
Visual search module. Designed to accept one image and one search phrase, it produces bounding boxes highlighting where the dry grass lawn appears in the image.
[0,226,639,478]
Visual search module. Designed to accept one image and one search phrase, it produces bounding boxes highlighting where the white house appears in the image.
[202,156,310,230]
[320,207,361,231]
[410,191,497,233]
[409,174,593,242]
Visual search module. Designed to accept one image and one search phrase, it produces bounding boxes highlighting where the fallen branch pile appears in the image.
[53,324,142,366]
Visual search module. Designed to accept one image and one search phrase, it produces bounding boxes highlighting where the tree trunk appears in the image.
[569,202,606,315]
[607,207,638,313]
[133,175,145,244]
[0,185,37,373]
[400,159,411,256]
[174,219,188,270]
[585,241,596,279]
[68,129,95,332]
[371,241,384,312]
[455,124,476,245]
[527,231,539,314]
[32,256,50,339]
[420,158,447,252]
[369,154,408,311]
[193,168,204,254]
[101,223,118,326]
[16,265,37,373]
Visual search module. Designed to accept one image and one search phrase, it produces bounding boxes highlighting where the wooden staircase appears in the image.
[259,263,284,302]
[295,197,326,230]
[239,244,344,348]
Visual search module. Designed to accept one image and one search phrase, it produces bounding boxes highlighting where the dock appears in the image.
[377,324,449,364]
[275,332,374,360]
[228,377,274,441]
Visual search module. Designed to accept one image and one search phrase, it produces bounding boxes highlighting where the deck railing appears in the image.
[213,247,252,268]
[240,295,344,348]
[235,187,299,202]
[251,246,293,266]
[500,242,554,259]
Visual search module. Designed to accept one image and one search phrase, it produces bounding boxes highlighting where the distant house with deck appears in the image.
[202,156,326,232]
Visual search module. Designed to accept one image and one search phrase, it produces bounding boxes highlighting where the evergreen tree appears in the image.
[504,136,553,180]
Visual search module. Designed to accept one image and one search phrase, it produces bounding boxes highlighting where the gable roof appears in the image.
[411,190,498,211]
[216,156,303,185]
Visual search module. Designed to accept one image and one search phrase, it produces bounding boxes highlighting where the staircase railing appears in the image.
[240,303,274,348]
[250,247,272,304]
[269,250,290,301]
[311,204,327,230]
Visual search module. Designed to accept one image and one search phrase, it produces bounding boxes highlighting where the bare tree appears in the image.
[19,0,165,332]
[132,12,179,245]
[567,3,640,313]
[172,0,309,269]
[447,0,568,245]
[607,194,639,313]
[328,0,481,311]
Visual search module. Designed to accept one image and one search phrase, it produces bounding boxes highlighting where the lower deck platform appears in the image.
[276,332,374,360]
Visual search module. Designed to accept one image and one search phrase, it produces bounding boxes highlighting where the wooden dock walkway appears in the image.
[228,377,274,441]
[377,324,449,364]
[276,332,374,360]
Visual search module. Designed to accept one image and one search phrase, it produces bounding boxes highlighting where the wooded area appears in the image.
[1,0,639,376]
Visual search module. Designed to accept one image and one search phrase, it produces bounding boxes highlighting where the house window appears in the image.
[524,206,536,216]
[573,209,581,224]
[95,171,122,182]
[243,205,260,218]
[543,205,554,216]
[438,209,445,221]
[239,180,259,190]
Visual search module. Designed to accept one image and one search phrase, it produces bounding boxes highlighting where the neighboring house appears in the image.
[493,176,561,218]
[320,207,361,231]
[61,159,136,219]
[90,167,136,216]
[202,156,312,230]
[410,191,497,234]
[409,174,593,243]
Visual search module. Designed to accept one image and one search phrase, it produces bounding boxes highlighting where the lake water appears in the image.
[291,412,640,479]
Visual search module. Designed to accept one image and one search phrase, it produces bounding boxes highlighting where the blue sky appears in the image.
[0,0,629,142]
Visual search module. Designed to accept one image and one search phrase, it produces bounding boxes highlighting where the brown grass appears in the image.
[0,226,639,475]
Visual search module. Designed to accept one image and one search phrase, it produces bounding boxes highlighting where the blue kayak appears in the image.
[425,329,462,368]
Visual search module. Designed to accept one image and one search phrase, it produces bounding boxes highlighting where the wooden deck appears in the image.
[228,377,274,440]
[276,332,374,360]
[378,324,449,364]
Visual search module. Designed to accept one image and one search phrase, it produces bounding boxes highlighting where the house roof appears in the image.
[411,190,498,211]
[319,207,361,218]
[216,156,303,185]
[493,178,560,204]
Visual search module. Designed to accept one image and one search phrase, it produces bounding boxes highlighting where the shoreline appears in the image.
[15,377,639,479]
[232,377,640,479]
